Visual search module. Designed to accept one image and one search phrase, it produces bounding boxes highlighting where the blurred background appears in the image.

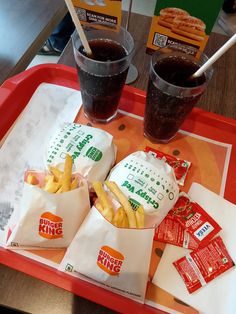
[27,0,236,69]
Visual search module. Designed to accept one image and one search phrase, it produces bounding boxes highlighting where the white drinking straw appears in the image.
[192,33,236,78]
[64,0,93,57]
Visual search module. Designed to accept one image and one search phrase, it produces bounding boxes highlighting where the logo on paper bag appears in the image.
[86,146,102,161]
[97,246,124,276]
[39,212,63,239]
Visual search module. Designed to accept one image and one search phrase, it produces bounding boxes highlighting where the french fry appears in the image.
[61,154,73,192]
[105,181,137,228]
[26,173,39,185]
[43,174,59,193]
[71,176,79,190]
[56,186,63,194]
[93,182,114,222]
[102,207,115,222]
[49,166,62,182]
[26,155,77,194]
[44,180,60,193]
[112,207,129,228]
[45,174,54,183]
[93,181,145,228]
[95,202,104,213]
[95,201,118,225]
[135,205,145,228]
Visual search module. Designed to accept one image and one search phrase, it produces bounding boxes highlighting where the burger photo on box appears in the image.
[158,7,189,28]
[172,15,206,42]
[157,7,206,42]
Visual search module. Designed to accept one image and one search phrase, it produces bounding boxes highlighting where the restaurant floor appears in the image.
[27,2,234,70]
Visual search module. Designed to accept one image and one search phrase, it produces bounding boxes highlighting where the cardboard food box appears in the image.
[73,0,122,27]
[146,0,223,56]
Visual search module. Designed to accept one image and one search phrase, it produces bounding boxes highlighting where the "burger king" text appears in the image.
[97,246,124,276]
[38,212,63,239]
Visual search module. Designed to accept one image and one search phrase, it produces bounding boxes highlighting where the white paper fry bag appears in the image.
[108,151,179,226]
[6,179,90,249]
[45,123,116,183]
[59,206,154,302]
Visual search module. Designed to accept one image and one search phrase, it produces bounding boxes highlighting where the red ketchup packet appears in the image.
[173,236,235,293]
[154,213,199,250]
[170,192,222,247]
[145,146,191,186]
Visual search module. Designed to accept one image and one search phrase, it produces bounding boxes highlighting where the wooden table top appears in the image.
[1,11,236,314]
[0,0,67,85]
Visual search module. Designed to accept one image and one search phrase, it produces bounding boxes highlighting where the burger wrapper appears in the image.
[45,123,116,183]
[6,179,90,249]
[59,205,154,303]
[107,151,179,227]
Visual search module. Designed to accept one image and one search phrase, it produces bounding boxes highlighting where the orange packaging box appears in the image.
[72,0,122,26]
[146,0,223,56]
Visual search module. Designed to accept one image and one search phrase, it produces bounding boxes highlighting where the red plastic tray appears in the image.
[1,64,236,313]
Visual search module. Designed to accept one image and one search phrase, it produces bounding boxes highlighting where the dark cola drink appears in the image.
[77,39,128,122]
[144,55,206,143]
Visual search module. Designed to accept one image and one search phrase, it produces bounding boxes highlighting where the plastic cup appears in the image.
[144,47,213,143]
[72,24,134,123]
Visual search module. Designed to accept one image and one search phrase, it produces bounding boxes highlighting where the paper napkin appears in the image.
[152,183,236,314]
